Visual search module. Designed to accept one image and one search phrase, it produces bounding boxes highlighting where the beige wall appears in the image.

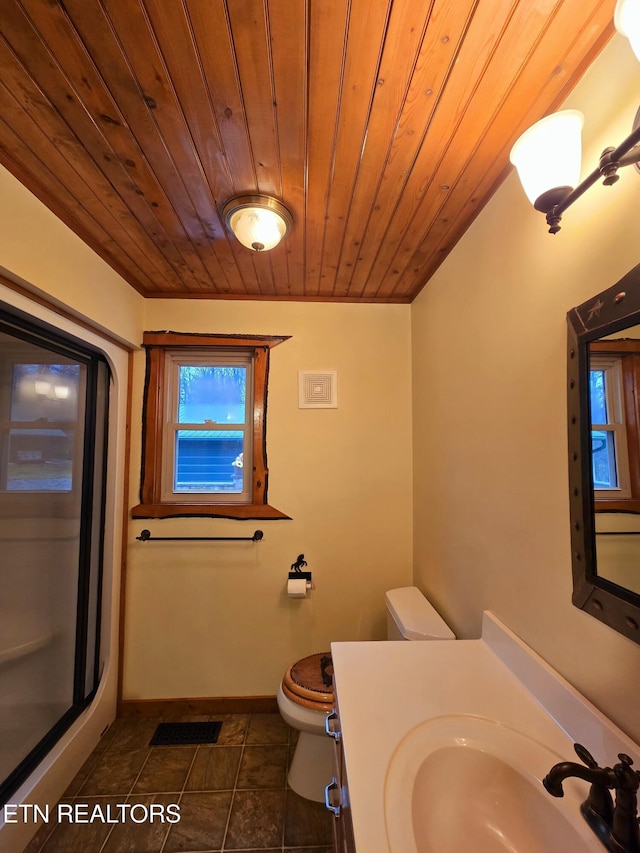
[412,33,640,742]
[123,299,413,699]
[0,166,143,346]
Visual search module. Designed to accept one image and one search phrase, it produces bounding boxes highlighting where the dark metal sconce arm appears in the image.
[544,120,640,234]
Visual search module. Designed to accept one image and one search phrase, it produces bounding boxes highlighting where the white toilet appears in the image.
[276,586,455,801]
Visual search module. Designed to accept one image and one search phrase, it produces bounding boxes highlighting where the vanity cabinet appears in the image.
[325,708,355,853]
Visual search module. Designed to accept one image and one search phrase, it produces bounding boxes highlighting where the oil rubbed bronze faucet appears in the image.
[543,743,640,852]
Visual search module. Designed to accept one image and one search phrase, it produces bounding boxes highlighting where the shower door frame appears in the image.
[0,305,110,808]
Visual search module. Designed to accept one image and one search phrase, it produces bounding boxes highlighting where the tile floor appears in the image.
[22,713,334,853]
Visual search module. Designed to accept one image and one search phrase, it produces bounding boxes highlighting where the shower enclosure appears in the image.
[0,306,108,807]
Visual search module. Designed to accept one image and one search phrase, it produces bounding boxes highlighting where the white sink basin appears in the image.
[384,715,599,853]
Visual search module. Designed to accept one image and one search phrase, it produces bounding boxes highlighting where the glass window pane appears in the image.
[177,365,246,425]
[174,430,245,493]
[590,369,608,424]
[6,430,74,491]
[592,429,618,488]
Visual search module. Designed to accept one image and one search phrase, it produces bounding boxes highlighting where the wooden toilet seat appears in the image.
[282,652,334,712]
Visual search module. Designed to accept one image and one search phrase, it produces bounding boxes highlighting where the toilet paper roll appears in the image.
[287,577,308,598]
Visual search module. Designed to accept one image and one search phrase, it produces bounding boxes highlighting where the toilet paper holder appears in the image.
[288,570,312,582]
[289,553,312,590]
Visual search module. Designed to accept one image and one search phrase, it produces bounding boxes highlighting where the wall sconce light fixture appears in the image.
[510,0,640,234]
[223,195,293,251]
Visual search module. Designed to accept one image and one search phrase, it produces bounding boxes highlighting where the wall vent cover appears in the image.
[299,371,337,408]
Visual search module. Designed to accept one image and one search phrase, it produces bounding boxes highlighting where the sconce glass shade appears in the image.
[509,110,584,212]
[34,380,51,397]
[54,384,70,400]
[615,0,640,61]
[223,195,293,251]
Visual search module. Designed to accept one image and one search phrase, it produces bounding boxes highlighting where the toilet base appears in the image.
[288,730,336,802]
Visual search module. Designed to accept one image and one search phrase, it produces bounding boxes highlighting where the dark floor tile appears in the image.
[100,717,163,751]
[78,748,150,796]
[245,713,289,745]
[236,745,288,790]
[185,747,241,792]
[162,791,232,852]
[287,742,297,771]
[99,793,177,852]
[171,715,212,723]
[284,848,333,852]
[132,746,196,794]
[283,790,333,848]
[21,713,334,853]
[92,719,123,752]
[21,819,57,853]
[224,789,285,849]
[214,714,249,746]
[36,797,121,852]
[62,750,101,797]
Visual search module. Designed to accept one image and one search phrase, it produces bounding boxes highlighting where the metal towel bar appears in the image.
[137,529,264,542]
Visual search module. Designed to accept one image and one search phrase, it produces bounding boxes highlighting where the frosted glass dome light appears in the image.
[223,195,293,251]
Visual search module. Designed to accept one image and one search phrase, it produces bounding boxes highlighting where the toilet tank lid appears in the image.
[385,587,455,640]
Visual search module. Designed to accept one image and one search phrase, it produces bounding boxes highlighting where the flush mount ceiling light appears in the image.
[222,195,293,252]
[510,0,640,234]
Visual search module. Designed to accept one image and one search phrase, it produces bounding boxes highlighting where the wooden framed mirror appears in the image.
[568,263,640,643]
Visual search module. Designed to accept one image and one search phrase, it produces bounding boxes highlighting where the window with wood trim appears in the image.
[590,339,640,513]
[132,331,290,520]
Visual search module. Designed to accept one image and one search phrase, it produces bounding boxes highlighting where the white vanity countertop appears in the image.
[330,611,639,853]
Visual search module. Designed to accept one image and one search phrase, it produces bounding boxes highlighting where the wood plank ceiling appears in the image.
[0,0,616,303]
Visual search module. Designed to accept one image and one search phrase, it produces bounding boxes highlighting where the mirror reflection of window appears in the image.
[588,339,640,594]
[589,355,630,497]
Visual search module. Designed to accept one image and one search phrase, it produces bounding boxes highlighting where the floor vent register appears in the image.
[149,721,222,746]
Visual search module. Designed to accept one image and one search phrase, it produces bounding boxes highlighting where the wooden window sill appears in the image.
[595,499,640,514]
[131,502,291,520]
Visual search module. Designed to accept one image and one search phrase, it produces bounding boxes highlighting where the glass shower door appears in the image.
[0,311,108,805]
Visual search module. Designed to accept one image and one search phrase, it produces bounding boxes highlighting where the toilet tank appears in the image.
[384,586,455,640]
